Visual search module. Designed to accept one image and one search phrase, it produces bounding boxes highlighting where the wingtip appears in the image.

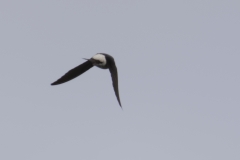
[51,79,63,85]
[51,82,58,85]
[119,102,122,108]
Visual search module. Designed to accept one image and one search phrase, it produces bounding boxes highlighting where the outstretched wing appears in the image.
[51,60,93,85]
[109,62,122,107]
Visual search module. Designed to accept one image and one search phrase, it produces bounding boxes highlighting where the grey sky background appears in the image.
[1,0,240,159]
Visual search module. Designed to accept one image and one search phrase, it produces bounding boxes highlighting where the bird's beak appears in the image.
[83,58,95,63]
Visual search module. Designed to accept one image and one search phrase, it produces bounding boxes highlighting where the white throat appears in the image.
[92,54,107,66]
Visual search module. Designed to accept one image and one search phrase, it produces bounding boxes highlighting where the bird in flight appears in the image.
[51,53,122,108]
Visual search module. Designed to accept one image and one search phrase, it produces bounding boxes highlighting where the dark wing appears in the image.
[109,62,122,107]
[51,60,93,85]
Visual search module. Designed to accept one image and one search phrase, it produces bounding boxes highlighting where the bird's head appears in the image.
[84,53,107,68]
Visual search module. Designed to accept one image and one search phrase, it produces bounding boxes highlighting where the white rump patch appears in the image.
[92,53,107,66]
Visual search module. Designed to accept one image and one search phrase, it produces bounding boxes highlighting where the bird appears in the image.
[51,53,122,108]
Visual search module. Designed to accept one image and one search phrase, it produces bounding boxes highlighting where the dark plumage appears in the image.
[51,53,122,108]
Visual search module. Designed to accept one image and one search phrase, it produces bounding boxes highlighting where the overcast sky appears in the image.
[1,1,240,160]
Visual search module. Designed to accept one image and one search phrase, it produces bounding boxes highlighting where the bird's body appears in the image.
[51,53,122,108]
